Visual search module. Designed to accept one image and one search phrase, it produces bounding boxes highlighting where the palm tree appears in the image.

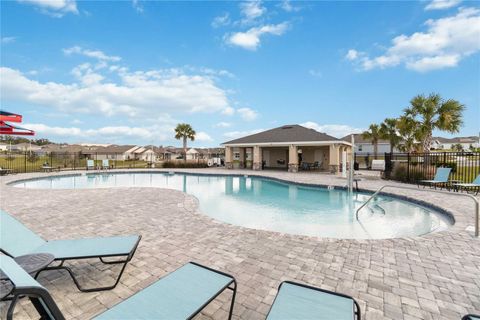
[396,115,420,153]
[404,93,464,152]
[174,123,196,161]
[362,124,382,159]
[380,118,401,153]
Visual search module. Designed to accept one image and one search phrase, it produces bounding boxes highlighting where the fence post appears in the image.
[24,152,27,173]
[407,153,410,182]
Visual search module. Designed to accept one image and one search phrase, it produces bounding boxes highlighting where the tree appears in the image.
[380,118,401,153]
[404,93,464,152]
[362,124,382,159]
[452,143,463,151]
[396,115,420,153]
[174,123,196,161]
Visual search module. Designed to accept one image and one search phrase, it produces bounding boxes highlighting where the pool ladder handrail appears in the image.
[355,184,479,237]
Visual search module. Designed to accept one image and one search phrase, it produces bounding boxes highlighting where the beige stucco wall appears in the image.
[262,147,288,168]
[299,146,329,170]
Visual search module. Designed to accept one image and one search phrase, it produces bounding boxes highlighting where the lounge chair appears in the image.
[0,167,13,175]
[463,315,480,320]
[371,160,385,171]
[102,159,110,170]
[0,210,141,292]
[453,174,480,195]
[0,255,237,320]
[266,281,361,320]
[418,167,451,190]
[0,255,65,320]
[87,159,95,170]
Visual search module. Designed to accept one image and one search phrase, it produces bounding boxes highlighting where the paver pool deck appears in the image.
[0,168,479,319]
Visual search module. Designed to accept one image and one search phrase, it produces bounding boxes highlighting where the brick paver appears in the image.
[0,169,479,319]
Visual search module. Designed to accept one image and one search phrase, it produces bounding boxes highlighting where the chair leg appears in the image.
[29,297,53,320]
[227,280,237,320]
[6,295,19,320]
[37,259,129,293]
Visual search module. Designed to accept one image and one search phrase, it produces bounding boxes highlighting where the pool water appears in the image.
[11,172,450,239]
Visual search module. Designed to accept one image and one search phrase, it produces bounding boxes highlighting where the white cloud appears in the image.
[1,37,16,44]
[196,131,214,142]
[222,106,235,116]
[279,0,301,12]
[17,0,78,17]
[301,122,363,138]
[345,49,360,61]
[24,123,173,141]
[214,122,232,128]
[71,119,83,125]
[0,65,231,118]
[406,54,460,72]
[348,7,480,72]
[132,0,143,13]
[240,1,266,24]
[212,13,230,28]
[63,46,121,62]
[237,107,258,121]
[425,0,461,10]
[223,129,264,139]
[226,22,289,50]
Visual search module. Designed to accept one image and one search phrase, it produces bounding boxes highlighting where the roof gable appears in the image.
[223,125,340,145]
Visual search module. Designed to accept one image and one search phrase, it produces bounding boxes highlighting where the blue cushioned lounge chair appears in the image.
[267,281,361,320]
[453,174,480,195]
[102,159,110,170]
[0,255,65,320]
[418,167,451,190]
[87,159,95,170]
[0,256,237,320]
[0,210,141,292]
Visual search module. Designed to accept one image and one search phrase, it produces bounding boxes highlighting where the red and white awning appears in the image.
[0,111,35,136]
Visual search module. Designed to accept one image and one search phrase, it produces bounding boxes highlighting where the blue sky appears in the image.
[1,0,479,147]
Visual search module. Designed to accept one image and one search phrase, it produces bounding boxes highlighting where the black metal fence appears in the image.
[383,152,480,183]
[0,152,154,173]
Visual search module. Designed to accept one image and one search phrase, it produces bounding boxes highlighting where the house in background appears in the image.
[341,134,401,154]
[82,145,139,160]
[222,124,352,172]
[9,143,42,153]
[431,136,480,150]
[133,146,158,162]
[186,148,200,160]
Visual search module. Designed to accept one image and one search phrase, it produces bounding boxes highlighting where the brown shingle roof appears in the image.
[223,125,340,145]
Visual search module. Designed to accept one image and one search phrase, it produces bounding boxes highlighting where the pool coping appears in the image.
[2,168,468,241]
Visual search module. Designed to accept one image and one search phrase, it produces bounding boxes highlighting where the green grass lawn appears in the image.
[0,155,149,173]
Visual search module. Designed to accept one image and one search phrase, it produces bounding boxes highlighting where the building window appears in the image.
[234,152,240,160]
[358,145,363,152]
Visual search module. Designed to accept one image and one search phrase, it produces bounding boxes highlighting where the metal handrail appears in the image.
[355,184,479,237]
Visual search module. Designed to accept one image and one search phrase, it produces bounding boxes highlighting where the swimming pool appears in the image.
[11,172,451,239]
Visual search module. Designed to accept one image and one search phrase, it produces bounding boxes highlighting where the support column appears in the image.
[238,147,245,169]
[288,145,298,172]
[329,144,340,173]
[252,145,262,170]
[225,146,233,169]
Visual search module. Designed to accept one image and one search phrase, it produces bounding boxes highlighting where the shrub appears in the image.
[161,161,208,168]
[390,162,428,182]
[26,152,39,163]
